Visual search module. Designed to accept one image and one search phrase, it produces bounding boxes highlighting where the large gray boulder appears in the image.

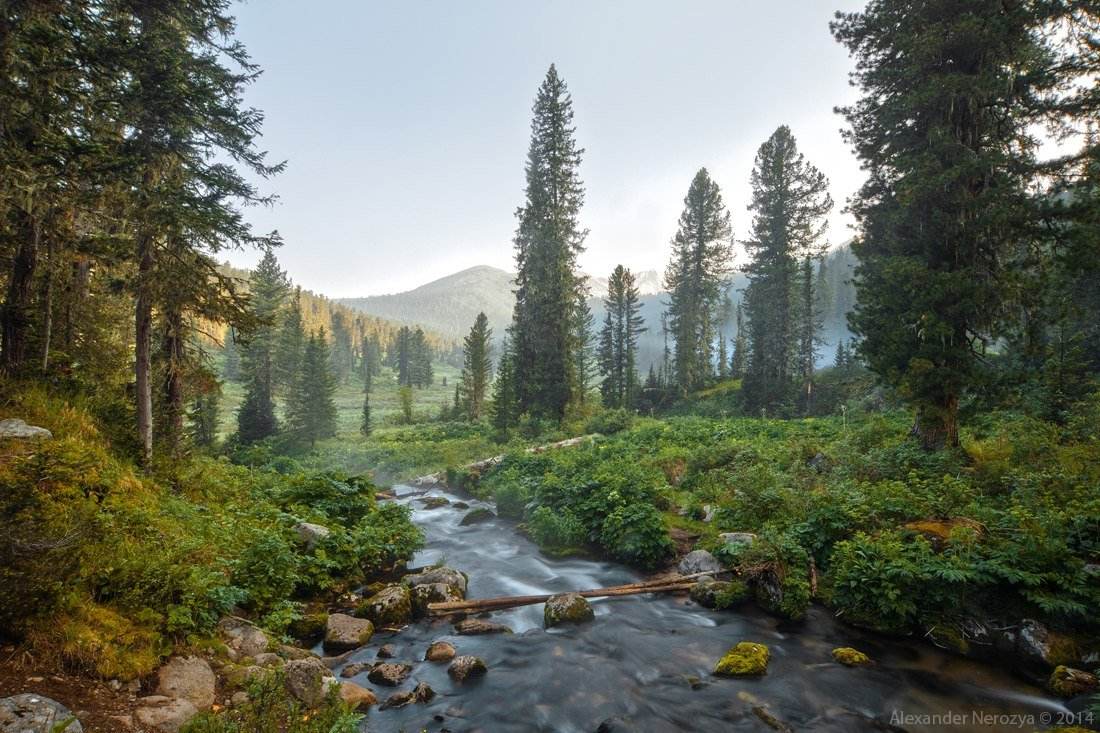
[544,593,595,628]
[410,583,464,617]
[0,693,83,732]
[322,613,374,654]
[367,663,412,687]
[133,696,198,733]
[717,532,757,547]
[283,657,337,704]
[0,419,52,440]
[357,586,413,627]
[454,618,512,635]
[447,655,488,682]
[218,616,271,658]
[294,522,330,550]
[678,549,722,576]
[155,656,216,709]
[403,567,468,595]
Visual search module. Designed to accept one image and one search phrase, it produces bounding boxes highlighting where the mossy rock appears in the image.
[356,585,412,627]
[544,593,595,628]
[1048,665,1098,699]
[831,647,871,666]
[714,642,770,677]
[410,583,464,618]
[690,580,750,610]
[459,507,496,526]
[417,496,451,509]
[925,622,969,655]
[287,612,329,641]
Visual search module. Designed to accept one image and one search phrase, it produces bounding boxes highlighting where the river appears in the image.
[327,484,1088,733]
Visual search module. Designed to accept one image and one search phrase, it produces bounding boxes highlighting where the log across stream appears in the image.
[323,484,1083,733]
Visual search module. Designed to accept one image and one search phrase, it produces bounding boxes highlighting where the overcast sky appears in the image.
[226,0,868,297]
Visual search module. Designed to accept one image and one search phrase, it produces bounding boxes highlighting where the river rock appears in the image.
[714,642,770,677]
[417,496,451,509]
[1048,666,1098,698]
[0,693,83,732]
[425,641,456,662]
[403,566,468,595]
[134,696,198,732]
[380,682,435,710]
[377,644,397,659]
[690,580,749,609]
[283,657,337,704]
[544,593,595,628]
[832,647,872,666]
[448,655,488,682]
[337,682,376,710]
[367,663,412,687]
[411,583,464,617]
[0,419,52,440]
[454,618,513,635]
[155,656,216,709]
[323,613,374,654]
[252,653,282,667]
[340,662,371,678]
[294,522,330,550]
[218,616,271,658]
[357,585,413,627]
[279,644,317,661]
[717,532,757,546]
[678,549,722,576]
[459,507,496,526]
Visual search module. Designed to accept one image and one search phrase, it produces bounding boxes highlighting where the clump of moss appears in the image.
[287,611,329,640]
[690,580,750,610]
[713,642,770,677]
[1047,665,1098,699]
[831,647,871,666]
[925,622,969,655]
[544,593,595,628]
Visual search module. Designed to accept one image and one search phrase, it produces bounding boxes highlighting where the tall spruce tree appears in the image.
[795,257,824,413]
[662,168,733,394]
[236,252,288,442]
[597,265,647,408]
[274,287,303,396]
[741,126,832,414]
[286,328,337,449]
[491,337,519,431]
[457,312,493,420]
[394,326,412,387]
[360,392,372,436]
[572,293,595,404]
[329,310,354,383]
[831,0,1097,447]
[730,303,747,379]
[412,327,432,388]
[510,64,587,419]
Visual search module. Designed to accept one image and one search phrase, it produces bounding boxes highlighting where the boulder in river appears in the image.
[448,655,488,682]
[376,643,397,659]
[831,647,872,666]
[713,642,770,677]
[0,418,52,440]
[287,611,328,641]
[380,682,435,710]
[544,593,595,628]
[0,693,83,732]
[417,496,451,509]
[403,566,468,595]
[155,655,216,709]
[323,613,374,654]
[459,507,496,526]
[410,583,464,617]
[425,641,456,662]
[340,662,371,678]
[690,580,749,609]
[368,663,412,687]
[337,681,376,710]
[454,618,513,635]
[357,585,413,627]
[1048,665,1098,698]
[678,549,722,576]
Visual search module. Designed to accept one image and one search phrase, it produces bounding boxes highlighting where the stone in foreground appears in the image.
[380,683,436,710]
[425,641,456,662]
[454,618,513,635]
[714,642,770,677]
[155,655,216,709]
[1048,665,1098,699]
[544,592,595,628]
[831,647,872,666]
[448,655,488,682]
[403,566,468,595]
[323,613,374,654]
[337,681,376,710]
[367,663,412,687]
[678,549,722,576]
[134,695,198,732]
[0,694,83,732]
[357,585,413,627]
[0,419,52,440]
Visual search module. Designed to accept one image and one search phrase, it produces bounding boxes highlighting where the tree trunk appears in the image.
[910,395,960,451]
[160,306,185,456]
[135,235,154,462]
[1,214,40,376]
[38,232,54,371]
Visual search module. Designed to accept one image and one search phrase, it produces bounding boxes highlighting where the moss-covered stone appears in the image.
[1048,665,1098,699]
[287,612,328,641]
[356,585,412,627]
[713,642,770,677]
[690,580,750,610]
[544,593,595,628]
[831,647,871,666]
[459,507,496,526]
[925,622,970,655]
[410,583,464,618]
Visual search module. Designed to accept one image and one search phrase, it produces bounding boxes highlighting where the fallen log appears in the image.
[427,570,729,616]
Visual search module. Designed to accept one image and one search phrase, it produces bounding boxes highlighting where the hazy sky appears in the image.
[226,0,868,297]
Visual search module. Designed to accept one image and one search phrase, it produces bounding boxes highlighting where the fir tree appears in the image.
[286,329,338,449]
[572,293,595,404]
[741,126,832,414]
[274,287,304,396]
[394,326,412,387]
[237,252,290,442]
[730,303,747,379]
[329,310,354,382]
[360,391,372,436]
[597,265,647,407]
[491,337,519,432]
[412,327,433,388]
[663,168,733,394]
[457,312,493,420]
[223,326,241,381]
[510,64,588,419]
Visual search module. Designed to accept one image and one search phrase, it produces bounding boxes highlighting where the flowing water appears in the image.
[330,485,1090,733]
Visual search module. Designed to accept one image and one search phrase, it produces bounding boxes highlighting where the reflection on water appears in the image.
[332,486,1074,733]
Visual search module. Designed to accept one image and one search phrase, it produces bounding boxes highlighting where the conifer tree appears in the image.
[394,326,412,387]
[360,391,372,436]
[457,312,493,420]
[236,252,289,442]
[412,327,433,388]
[286,328,338,449]
[223,326,241,381]
[329,310,354,382]
[491,338,519,431]
[274,287,304,396]
[597,265,647,407]
[741,126,832,414]
[663,168,733,394]
[572,293,595,404]
[510,64,587,419]
[730,303,747,380]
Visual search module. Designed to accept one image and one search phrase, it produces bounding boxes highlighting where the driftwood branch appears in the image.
[427,570,727,616]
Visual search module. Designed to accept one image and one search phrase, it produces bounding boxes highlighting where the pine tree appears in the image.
[572,293,595,404]
[831,1,1093,447]
[411,327,433,388]
[663,168,733,394]
[236,252,289,443]
[189,390,220,450]
[223,326,241,381]
[360,391,372,436]
[286,329,338,449]
[394,326,412,387]
[274,287,304,396]
[510,64,588,419]
[329,310,354,382]
[741,126,832,414]
[795,257,824,413]
[597,265,647,407]
[457,312,493,420]
[491,337,519,432]
[731,303,747,379]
